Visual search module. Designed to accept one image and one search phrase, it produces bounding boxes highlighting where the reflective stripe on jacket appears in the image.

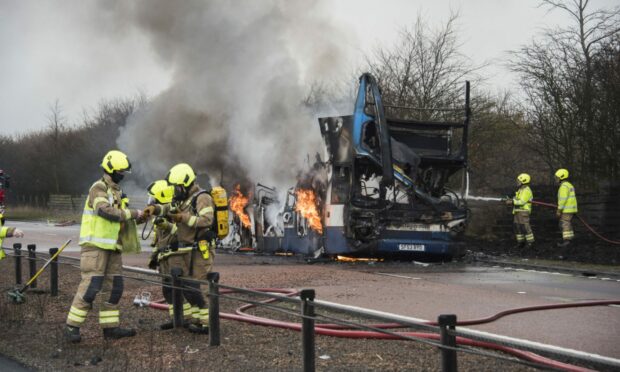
[79,181,122,250]
[513,185,533,214]
[0,226,9,260]
[557,181,578,214]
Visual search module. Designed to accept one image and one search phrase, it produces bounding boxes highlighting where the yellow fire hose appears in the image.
[8,239,71,304]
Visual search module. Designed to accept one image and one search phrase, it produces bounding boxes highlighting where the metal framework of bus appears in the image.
[239,73,471,260]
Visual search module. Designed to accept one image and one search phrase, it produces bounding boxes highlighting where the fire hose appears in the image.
[469,196,620,245]
[136,289,618,372]
[530,200,620,245]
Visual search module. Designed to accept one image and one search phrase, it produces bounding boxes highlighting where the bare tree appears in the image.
[365,12,485,121]
[47,100,66,193]
[510,0,620,186]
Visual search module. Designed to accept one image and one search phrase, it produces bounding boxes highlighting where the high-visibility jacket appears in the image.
[557,181,578,214]
[0,225,10,260]
[513,185,533,214]
[79,180,122,250]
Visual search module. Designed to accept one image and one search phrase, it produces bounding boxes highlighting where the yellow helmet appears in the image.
[555,168,569,180]
[166,163,196,187]
[517,173,530,185]
[147,180,174,204]
[101,150,131,174]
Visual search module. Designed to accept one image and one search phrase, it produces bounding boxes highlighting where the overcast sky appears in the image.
[0,0,617,135]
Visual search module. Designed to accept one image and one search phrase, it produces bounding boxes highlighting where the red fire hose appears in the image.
[143,290,618,371]
[531,200,620,245]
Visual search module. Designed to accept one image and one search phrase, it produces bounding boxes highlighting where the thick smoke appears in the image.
[109,0,350,190]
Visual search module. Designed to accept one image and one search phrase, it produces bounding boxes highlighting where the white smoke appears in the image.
[111,0,351,190]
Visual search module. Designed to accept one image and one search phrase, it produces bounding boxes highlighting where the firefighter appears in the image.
[144,163,215,334]
[64,150,143,343]
[146,180,193,328]
[0,212,24,260]
[555,169,578,247]
[506,173,535,249]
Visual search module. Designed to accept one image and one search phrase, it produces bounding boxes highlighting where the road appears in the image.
[1,220,153,253]
[3,221,620,362]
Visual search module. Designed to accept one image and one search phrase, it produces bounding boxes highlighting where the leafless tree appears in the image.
[0,98,138,205]
[365,12,485,121]
[510,0,620,186]
[47,100,66,193]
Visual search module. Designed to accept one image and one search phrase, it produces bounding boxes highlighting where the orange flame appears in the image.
[336,256,382,262]
[294,188,323,234]
[229,185,251,229]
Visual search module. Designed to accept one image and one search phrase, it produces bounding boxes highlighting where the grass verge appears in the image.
[3,205,80,223]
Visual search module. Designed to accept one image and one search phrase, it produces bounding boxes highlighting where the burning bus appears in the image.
[229,73,471,260]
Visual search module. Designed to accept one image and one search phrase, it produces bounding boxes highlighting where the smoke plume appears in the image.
[109,0,350,190]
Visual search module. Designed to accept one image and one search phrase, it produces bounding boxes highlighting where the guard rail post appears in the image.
[27,244,37,288]
[49,247,59,296]
[207,272,220,346]
[170,268,184,328]
[300,289,316,372]
[438,314,458,372]
[13,243,22,285]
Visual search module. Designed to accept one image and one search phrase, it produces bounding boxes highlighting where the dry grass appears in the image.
[3,205,80,223]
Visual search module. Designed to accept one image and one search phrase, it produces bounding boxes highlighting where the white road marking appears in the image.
[498,264,619,283]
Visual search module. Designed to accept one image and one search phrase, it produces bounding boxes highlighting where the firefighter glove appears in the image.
[154,216,166,228]
[556,210,562,218]
[143,205,157,218]
[147,252,159,270]
[168,213,187,223]
[13,229,24,238]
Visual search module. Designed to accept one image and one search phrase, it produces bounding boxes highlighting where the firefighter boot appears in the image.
[188,324,209,335]
[103,327,136,340]
[64,326,81,343]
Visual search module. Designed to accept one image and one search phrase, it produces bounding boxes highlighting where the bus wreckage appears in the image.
[226,73,471,261]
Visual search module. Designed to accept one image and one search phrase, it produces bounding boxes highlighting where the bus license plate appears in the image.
[398,244,425,251]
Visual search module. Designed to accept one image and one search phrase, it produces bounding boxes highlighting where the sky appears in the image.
[0,0,617,136]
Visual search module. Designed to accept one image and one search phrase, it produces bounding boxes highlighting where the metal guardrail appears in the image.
[5,246,620,372]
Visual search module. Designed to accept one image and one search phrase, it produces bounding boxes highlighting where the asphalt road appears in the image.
[1,220,153,253]
[0,355,31,371]
[3,220,620,362]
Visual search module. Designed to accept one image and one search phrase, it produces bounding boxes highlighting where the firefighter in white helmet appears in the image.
[143,163,215,334]
[64,150,143,343]
[506,173,535,250]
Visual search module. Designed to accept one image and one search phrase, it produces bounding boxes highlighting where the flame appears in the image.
[336,256,383,262]
[294,188,323,234]
[229,185,251,229]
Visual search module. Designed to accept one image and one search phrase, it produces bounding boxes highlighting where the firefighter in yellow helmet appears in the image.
[555,169,578,247]
[0,212,25,261]
[146,180,193,329]
[64,150,143,343]
[143,163,215,334]
[505,173,535,250]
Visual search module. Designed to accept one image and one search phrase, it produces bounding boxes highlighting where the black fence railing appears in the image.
[4,247,620,372]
